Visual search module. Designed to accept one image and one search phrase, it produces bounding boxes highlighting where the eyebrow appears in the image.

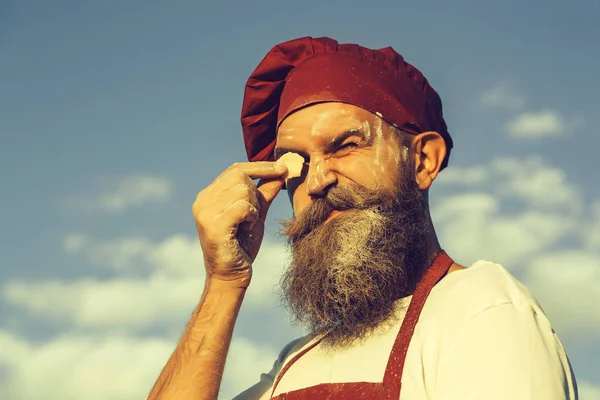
[274,128,368,160]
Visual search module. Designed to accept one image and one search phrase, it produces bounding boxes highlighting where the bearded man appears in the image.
[147,37,578,400]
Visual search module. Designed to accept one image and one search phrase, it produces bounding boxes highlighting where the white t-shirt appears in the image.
[233,260,578,399]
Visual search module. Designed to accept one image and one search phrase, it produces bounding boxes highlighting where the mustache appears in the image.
[281,184,396,241]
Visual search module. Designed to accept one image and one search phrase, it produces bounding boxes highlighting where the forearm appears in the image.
[147,278,246,400]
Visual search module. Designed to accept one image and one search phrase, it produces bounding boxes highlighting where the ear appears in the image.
[411,131,446,190]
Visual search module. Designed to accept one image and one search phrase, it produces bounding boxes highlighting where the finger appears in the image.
[226,183,260,211]
[207,170,255,203]
[256,177,285,222]
[217,199,259,233]
[226,161,288,181]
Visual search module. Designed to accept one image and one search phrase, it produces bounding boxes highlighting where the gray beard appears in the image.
[278,162,432,348]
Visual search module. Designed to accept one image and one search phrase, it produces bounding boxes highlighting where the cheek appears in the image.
[293,192,311,216]
[338,161,375,181]
[288,181,310,214]
[334,156,396,190]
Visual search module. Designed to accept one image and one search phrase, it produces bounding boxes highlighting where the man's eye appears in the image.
[336,143,358,152]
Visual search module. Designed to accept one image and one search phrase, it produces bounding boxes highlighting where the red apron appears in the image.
[270,250,454,399]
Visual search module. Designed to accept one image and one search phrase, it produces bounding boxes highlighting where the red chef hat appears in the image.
[241,36,453,170]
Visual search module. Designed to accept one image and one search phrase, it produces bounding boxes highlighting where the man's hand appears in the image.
[147,161,288,400]
[192,161,288,288]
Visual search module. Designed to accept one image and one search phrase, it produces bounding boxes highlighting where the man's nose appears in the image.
[306,158,337,197]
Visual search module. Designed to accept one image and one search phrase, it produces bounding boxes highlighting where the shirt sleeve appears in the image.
[232,338,303,400]
[436,302,578,400]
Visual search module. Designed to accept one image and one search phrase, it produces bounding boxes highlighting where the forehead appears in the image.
[276,102,376,142]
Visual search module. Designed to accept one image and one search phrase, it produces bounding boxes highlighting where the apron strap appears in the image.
[271,335,326,397]
[382,250,454,393]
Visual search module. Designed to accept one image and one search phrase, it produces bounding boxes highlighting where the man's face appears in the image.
[275,103,432,347]
[275,102,407,217]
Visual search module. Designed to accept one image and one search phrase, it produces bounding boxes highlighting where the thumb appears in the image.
[256,177,285,222]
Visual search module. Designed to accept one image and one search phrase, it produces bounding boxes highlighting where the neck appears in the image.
[415,219,443,282]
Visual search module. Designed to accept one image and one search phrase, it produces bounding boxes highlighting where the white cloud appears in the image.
[490,156,581,212]
[63,233,89,253]
[65,175,172,213]
[505,109,564,139]
[0,330,174,400]
[522,250,600,339]
[63,233,156,271]
[579,380,600,400]
[0,234,288,398]
[2,272,204,329]
[4,234,289,330]
[246,240,290,307]
[585,200,600,250]
[1,233,289,398]
[439,156,581,213]
[433,156,584,267]
[432,193,575,268]
[435,164,490,185]
[0,329,279,400]
[99,175,171,212]
[221,339,280,399]
[481,81,525,109]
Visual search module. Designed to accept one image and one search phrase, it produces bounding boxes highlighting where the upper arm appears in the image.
[436,303,578,400]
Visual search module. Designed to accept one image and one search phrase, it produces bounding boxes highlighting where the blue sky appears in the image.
[1,1,599,399]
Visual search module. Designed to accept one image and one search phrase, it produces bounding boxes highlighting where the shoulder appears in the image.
[425,259,543,319]
[411,260,577,397]
[277,335,313,363]
[269,333,318,376]
[413,259,555,351]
